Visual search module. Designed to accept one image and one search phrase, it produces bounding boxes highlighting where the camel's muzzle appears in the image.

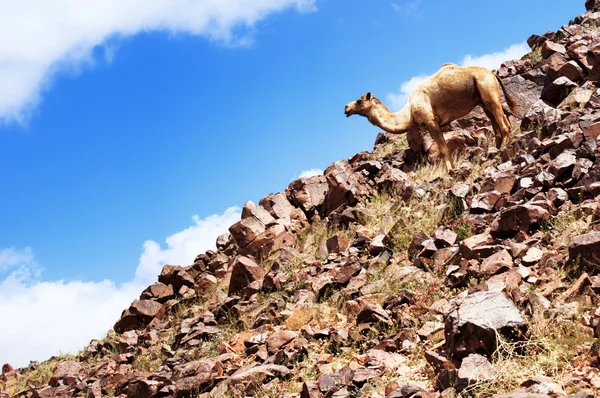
[344,105,353,117]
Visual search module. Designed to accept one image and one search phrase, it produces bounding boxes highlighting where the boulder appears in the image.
[445,291,527,358]
[568,231,600,276]
[455,354,495,392]
[491,204,550,238]
[541,77,578,106]
[228,256,266,296]
[173,358,223,397]
[323,160,367,215]
[49,361,82,387]
[286,175,328,216]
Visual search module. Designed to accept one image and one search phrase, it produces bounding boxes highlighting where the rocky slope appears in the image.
[4,1,600,397]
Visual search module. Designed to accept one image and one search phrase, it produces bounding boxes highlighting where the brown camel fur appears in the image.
[344,63,517,170]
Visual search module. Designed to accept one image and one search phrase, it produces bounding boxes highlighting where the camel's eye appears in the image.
[356,99,362,105]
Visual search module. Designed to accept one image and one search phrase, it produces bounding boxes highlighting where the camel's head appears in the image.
[344,92,377,118]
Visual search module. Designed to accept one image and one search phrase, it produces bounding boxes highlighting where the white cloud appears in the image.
[0,0,316,123]
[460,42,529,70]
[135,206,241,285]
[0,206,241,369]
[385,43,528,111]
[298,168,323,179]
[0,247,34,272]
[386,74,428,112]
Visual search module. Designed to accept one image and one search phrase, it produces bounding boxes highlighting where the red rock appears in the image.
[542,41,566,59]
[455,354,495,392]
[433,228,457,248]
[445,291,526,359]
[287,175,329,216]
[326,234,350,254]
[140,282,175,303]
[375,164,413,201]
[323,160,367,215]
[266,330,298,353]
[259,192,302,222]
[356,304,391,325]
[568,231,600,276]
[541,77,578,106]
[228,256,265,296]
[49,361,82,387]
[301,380,324,398]
[480,249,514,276]
[491,204,550,238]
[548,149,576,177]
[173,358,223,397]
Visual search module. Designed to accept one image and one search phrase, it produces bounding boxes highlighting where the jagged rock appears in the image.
[266,330,298,353]
[445,291,527,358]
[351,368,381,386]
[458,232,494,259]
[114,299,163,333]
[548,149,576,177]
[228,256,266,297]
[326,234,350,254]
[375,164,413,201]
[159,265,195,294]
[504,75,544,118]
[140,282,175,303]
[542,41,566,59]
[286,175,328,217]
[587,0,600,10]
[228,364,290,385]
[118,330,138,352]
[471,191,502,213]
[356,304,391,325]
[433,227,457,248]
[520,376,566,396]
[173,358,223,397]
[386,385,427,398]
[455,354,495,392]
[568,231,600,276]
[259,192,304,222]
[417,321,445,341]
[522,247,543,266]
[541,76,578,106]
[491,204,550,238]
[479,249,514,276]
[559,83,596,110]
[318,367,353,395]
[301,380,323,398]
[408,232,432,260]
[49,361,81,387]
[323,160,367,215]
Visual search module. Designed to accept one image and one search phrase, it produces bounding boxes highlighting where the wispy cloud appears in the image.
[385,42,528,111]
[0,0,317,124]
[386,74,428,112]
[298,168,323,179]
[391,0,422,16]
[0,247,34,272]
[460,42,528,70]
[0,206,241,368]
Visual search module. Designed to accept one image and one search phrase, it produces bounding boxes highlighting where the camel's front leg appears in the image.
[423,122,454,170]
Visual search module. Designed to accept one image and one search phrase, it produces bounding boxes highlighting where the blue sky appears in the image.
[0,0,583,367]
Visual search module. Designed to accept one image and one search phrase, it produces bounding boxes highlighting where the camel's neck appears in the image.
[367,103,412,133]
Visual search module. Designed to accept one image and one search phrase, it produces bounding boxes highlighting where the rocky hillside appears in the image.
[4,1,600,397]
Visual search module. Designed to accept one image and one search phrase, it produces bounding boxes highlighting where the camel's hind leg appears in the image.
[477,76,512,148]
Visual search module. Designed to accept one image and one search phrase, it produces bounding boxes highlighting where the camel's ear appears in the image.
[366,92,372,101]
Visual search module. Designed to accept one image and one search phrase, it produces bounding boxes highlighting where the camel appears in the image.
[344,63,517,170]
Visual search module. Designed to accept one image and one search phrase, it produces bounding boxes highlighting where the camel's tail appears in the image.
[495,74,519,117]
